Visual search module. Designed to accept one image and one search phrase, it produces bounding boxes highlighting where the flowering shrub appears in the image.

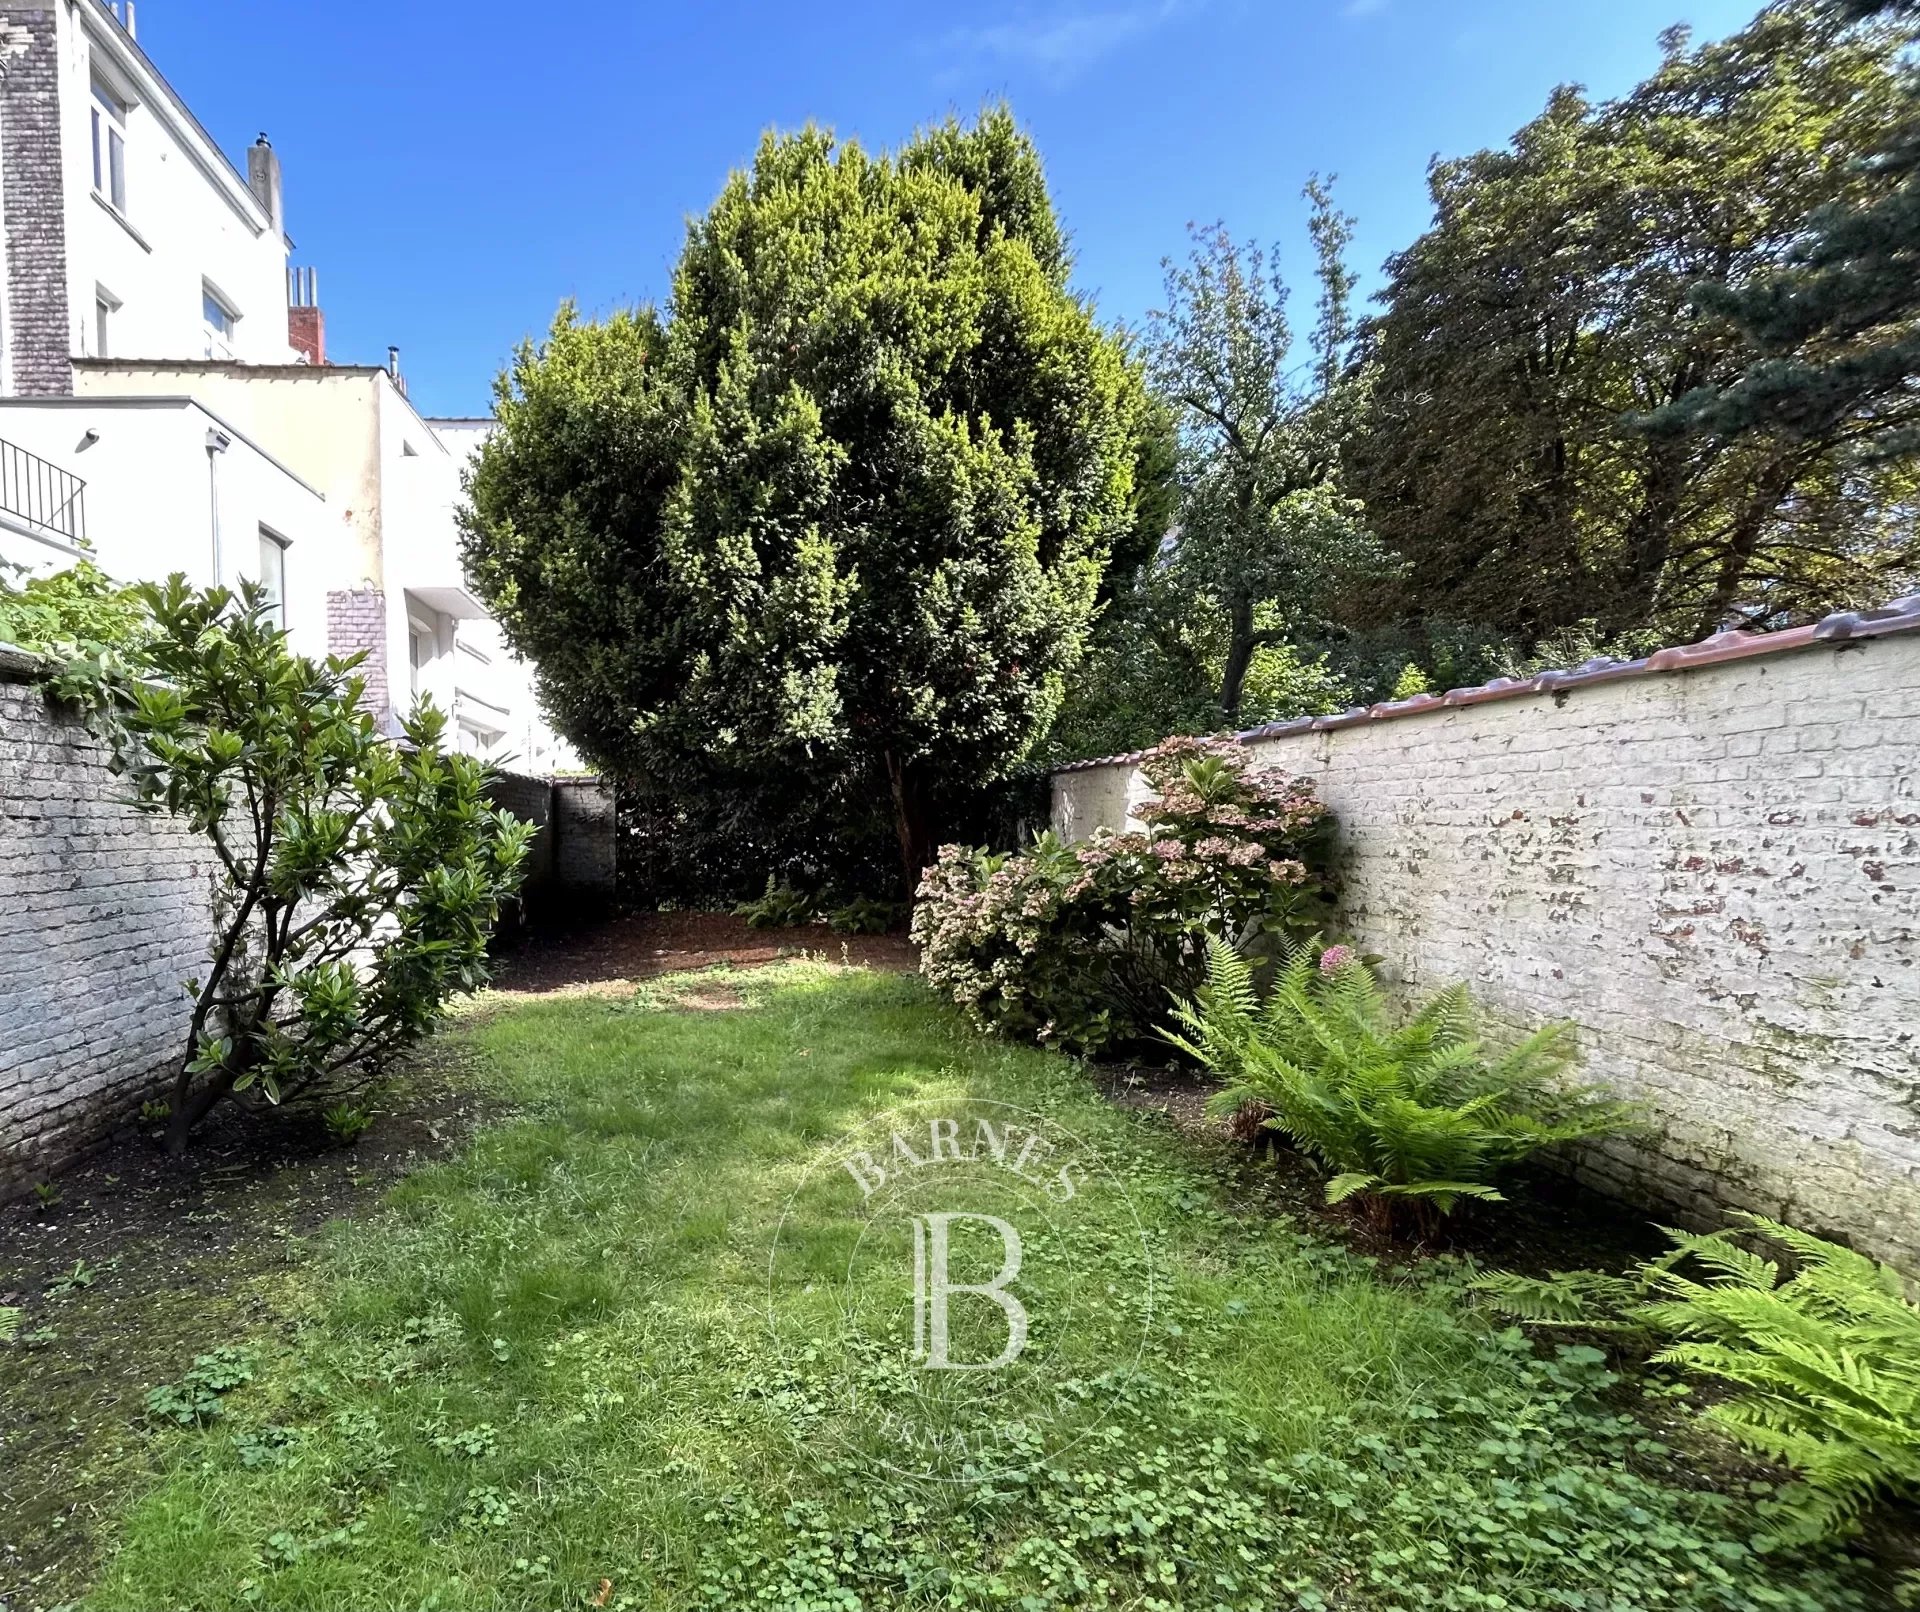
[912,737,1335,1053]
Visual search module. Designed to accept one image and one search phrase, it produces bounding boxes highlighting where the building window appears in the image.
[91,77,129,211]
[409,619,435,694]
[94,287,120,358]
[202,283,239,358]
[256,529,288,629]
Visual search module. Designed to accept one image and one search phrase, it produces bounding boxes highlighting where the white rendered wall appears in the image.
[59,7,293,370]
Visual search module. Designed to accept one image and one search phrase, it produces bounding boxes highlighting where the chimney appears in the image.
[247,134,285,240]
[288,266,324,364]
[387,345,407,397]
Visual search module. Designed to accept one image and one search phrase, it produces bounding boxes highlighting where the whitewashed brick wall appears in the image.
[0,660,217,1192]
[1053,634,1920,1271]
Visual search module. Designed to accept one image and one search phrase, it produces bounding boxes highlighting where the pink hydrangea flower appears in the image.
[1319,944,1355,975]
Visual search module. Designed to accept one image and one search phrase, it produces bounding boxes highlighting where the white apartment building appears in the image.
[0,0,572,771]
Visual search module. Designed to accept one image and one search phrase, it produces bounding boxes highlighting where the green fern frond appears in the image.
[0,1306,18,1343]
[1638,1217,1920,1539]
[1470,1269,1652,1334]
[1164,941,1619,1231]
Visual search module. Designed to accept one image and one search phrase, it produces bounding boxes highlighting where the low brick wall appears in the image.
[1053,628,1920,1270]
[0,654,218,1194]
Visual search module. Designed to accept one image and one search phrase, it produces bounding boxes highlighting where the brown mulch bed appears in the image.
[489,909,917,998]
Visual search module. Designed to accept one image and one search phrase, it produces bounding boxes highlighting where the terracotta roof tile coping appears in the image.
[1051,593,1920,774]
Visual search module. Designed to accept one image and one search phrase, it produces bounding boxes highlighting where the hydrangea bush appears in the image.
[912,737,1335,1054]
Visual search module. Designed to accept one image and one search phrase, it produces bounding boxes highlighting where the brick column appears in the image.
[0,7,74,396]
[326,588,391,720]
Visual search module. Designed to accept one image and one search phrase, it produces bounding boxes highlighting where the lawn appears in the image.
[54,963,1886,1609]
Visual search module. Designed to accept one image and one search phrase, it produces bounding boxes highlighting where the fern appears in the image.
[0,1305,18,1343]
[1641,1213,1920,1541]
[1470,1268,1665,1343]
[1168,939,1633,1230]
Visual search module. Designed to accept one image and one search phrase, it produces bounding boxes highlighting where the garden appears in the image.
[1,658,1915,1607]
[5,2,1920,1603]
[4,951,1913,1612]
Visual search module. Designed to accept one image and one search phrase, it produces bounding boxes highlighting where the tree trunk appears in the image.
[164,1066,237,1156]
[884,751,935,897]
[1218,593,1257,727]
[1612,440,1690,631]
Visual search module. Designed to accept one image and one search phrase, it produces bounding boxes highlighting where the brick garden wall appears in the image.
[1052,629,1920,1271]
[0,653,217,1194]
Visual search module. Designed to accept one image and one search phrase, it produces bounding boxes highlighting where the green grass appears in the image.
[85,963,1882,1610]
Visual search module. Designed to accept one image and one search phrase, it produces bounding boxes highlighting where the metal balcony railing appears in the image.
[0,437,87,544]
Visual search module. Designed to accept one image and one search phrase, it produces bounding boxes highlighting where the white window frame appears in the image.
[91,74,129,212]
[94,285,120,358]
[256,527,289,630]
[408,616,437,695]
[202,281,240,359]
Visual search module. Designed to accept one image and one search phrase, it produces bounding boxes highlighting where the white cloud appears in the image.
[939,1,1201,87]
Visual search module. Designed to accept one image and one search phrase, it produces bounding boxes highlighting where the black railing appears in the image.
[0,437,87,543]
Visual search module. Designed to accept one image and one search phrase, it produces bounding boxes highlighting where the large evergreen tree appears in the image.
[1350,2,1917,644]
[1642,0,1920,462]
[461,110,1154,888]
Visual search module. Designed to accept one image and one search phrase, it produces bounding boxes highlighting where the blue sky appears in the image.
[140,0,1760,418]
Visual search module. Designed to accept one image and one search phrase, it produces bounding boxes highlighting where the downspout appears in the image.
[205,427,230,584]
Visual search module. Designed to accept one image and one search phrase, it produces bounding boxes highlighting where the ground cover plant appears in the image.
[914,735,1334,1053]
[1479,1213,1920,1554]
[60,963,1892,1610]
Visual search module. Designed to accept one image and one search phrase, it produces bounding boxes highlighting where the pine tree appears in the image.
[1641,0,1920,461]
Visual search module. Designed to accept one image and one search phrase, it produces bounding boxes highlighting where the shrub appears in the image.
[825,897,905,935]
[101,577,535,1152]
[0,558,149,655]
[1168,939,1633,1230]
[734,878,819,929]
[913,736,1335,1054]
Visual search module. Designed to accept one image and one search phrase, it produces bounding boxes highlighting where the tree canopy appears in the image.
[1641,0,1920,463]
[461,109,1156,887]
[1348,1,1919,644]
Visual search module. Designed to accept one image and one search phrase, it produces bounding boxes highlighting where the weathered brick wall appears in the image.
[480,774,616,931]
[485,769,552,942]
[1052,633,1920,1270]
[326,589,389,718]
[0,658,216,1193]
[0,6,74,397]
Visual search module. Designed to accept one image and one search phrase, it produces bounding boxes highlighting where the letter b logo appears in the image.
[910,1212,1027,1370]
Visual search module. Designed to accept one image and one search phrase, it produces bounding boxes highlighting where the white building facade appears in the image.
[0,0,571,770]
